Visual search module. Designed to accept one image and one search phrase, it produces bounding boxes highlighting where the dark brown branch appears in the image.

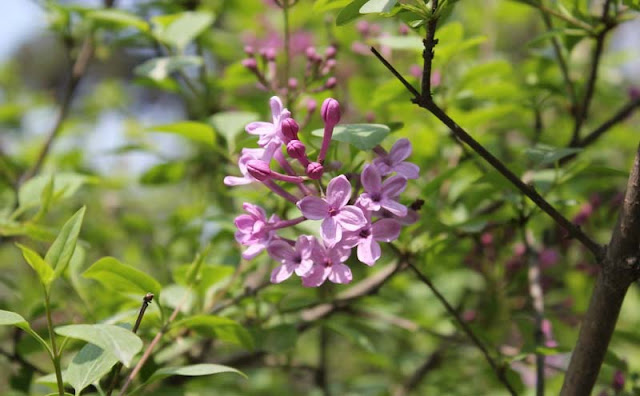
[561,144,640,395]
[421,0,439,98]
[408,263,517,396]
[575,97,640,149]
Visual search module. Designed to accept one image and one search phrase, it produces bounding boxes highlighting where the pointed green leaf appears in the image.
[147,121,215,146]
[154,11,215,50]
[174,315,254,350]
[360,0,397,13]
[47,206,86,278]
[55,324,143,367]
[311,124,390,150]
[83,257,161,298]
[66,343,119,393]
[17,243,54,286]
[148,364,246,384]
[134,56,203,81]
[0,310,52,355]
[336,0,368,25]
[88,9,149,32]
[18,172,95,210]
[209,111,259,148]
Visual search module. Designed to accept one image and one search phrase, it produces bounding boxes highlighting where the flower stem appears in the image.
[283,0,291,107]
[44,288,65,396]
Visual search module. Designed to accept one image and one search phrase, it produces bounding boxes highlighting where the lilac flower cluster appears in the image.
[225,96,419,287]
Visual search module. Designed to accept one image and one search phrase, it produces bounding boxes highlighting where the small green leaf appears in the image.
[174,315,254,350]
[83,257,161,298]
[0,310,52,355]
[66,343,119,393]
[336,0,369,25]
[18,173,94,211]
[209,111,259,147]
[147,364,246,385]
[377,36,422,50]
[154,11,215,50]
[139,161,186,185]
[311,124,390,150]
[17,243,54,286]
[148,121,215,146]
[360,0,397,13]
[525,145,582,167]
[87,9,149,32]
[47,206,86,279]
[313,0,352,12]
[134,56,203,81]
[55,324,143,367]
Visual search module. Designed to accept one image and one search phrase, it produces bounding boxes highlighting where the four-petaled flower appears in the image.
[343,208,402,266]
[302,239,352,287]
[297,175,366,245]
[373,138,420,179]
[268,236,315,283]
[358,164,408,217]
[234,203,279,259]
[245,96,291,159]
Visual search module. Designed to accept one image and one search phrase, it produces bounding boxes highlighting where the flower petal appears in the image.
[394,162,420,179]
[271,263,295,283]
[357,237,380,266]
[295,259,314,277]
[243,203,266,220]
[269,96,284,121]
[245,121,273,135]
[372,157,393,176]
[356,193,381,212]
[242,243,266,259]
[267,240,296,262]
[321,217,342,245]
[372,219,401,242]
[381,199,407,217]
[361,164,382,194]
[389,138,412,163]
[297,196,329,220]
[302,265,329,287]
[234,214,254,231]
[327,263,353,284]
[335,206,367,231]
[224,176,252,186]
[325,175,352,208]
[382,175,407,197]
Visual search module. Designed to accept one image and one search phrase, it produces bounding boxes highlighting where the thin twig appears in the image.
[370,46,603,260]
[106,293,153,396]
[408,263,517,396]
[421,0,439,98]
[393,346,446,396]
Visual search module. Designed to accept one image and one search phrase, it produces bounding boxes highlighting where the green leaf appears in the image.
[146,364,246,386]
[134,56,203,81]
[47,206,86,279]
[336,0,369,25]
[147,121,215,146]
[154,11,215,50]
[55,324,143,367]
[83,257,162,298]
[174,315,254,350]
[524,145,582,167]
[313,0,353,12]
[377,36,422,50]
[0,310,52,356]
[87,9,149,32]
[255,324,298,353]
[360,0,397,13]
[209,111,259,147]
[311,124,390,150]
[18,173,94,211]
[16,243,54,286]
[139,161,186,185]
[66,343,119,393]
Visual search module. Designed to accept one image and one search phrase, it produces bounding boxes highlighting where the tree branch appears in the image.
[421,0,439,98]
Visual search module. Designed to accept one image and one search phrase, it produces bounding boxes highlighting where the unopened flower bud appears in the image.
[306,98,317,113]
[306,162,324,179]
[281,118,300,142]
[321,98,341,126]
[325,77,337,89]
[244,45,254,56]
[242,58,258,70]
[264,48,277,61]
[398,24,409,35]
[613,370,625,392]
[305,46,317,59]
[287,140,306,160]
[288,77,298,90]
[325,45,337,58]
[247,160,272,181]
[356,20,369,36]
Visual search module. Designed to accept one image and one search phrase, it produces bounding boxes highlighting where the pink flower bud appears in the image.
[244,45,254,56]
[630,86,640,100]
[613,370,625,392]
[409,64,422,79]
[264,48,277,61]
[306,98,317,113]
[321,98,340,126]
[356,20,369,35]
[325,77,337,89]
[306,162,324,179]
[288,77,298,89]
[281,118,300,142]
[325,45,337,58]
[399,24,409,35]
[305,46,316,59]
[246,160,272,181]
[287,140,306,160]
[242,58,258,70]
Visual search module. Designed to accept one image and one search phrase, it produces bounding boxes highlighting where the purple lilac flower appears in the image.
[245,96,290,158]
[343,208,401,266]
[358,164,408,217]
[373,138,420,179]
[297,175,366,245]
[268,236,315,283]
[234,203,279,259]
[302,239,352,287]
[224,148,266,186]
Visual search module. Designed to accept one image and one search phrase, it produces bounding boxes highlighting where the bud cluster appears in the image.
[225,96,419,286]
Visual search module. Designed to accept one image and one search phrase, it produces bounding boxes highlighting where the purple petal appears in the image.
[381,199,407,217]
[267,240,296,262]
[234,214,254,231]
[295,259,314,277]
[297,196,329,220]
[372,157,393,176]
[271,263,295,283]
[321,217,342,245]
[389,138,412,163]
[361,164,382,194]
[296,235,314,257]
[394,162,420,179]
[357,193,381,212]
[382,176,407,197]
[325,175,352,208]
[302,265,329,287]
[243,203,266,220]
[242,243,266,259]
[327,263,353,284]
[372,219,402,242]
[357,237,380,266]
[269,96,284,121]
[224,176,252,186]
[341,232,362,248]
[335,206,367,231]
[245,121,273,135]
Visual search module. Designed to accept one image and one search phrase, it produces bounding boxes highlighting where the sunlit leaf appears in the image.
[311,124,390,150]
[83,257,162,298]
